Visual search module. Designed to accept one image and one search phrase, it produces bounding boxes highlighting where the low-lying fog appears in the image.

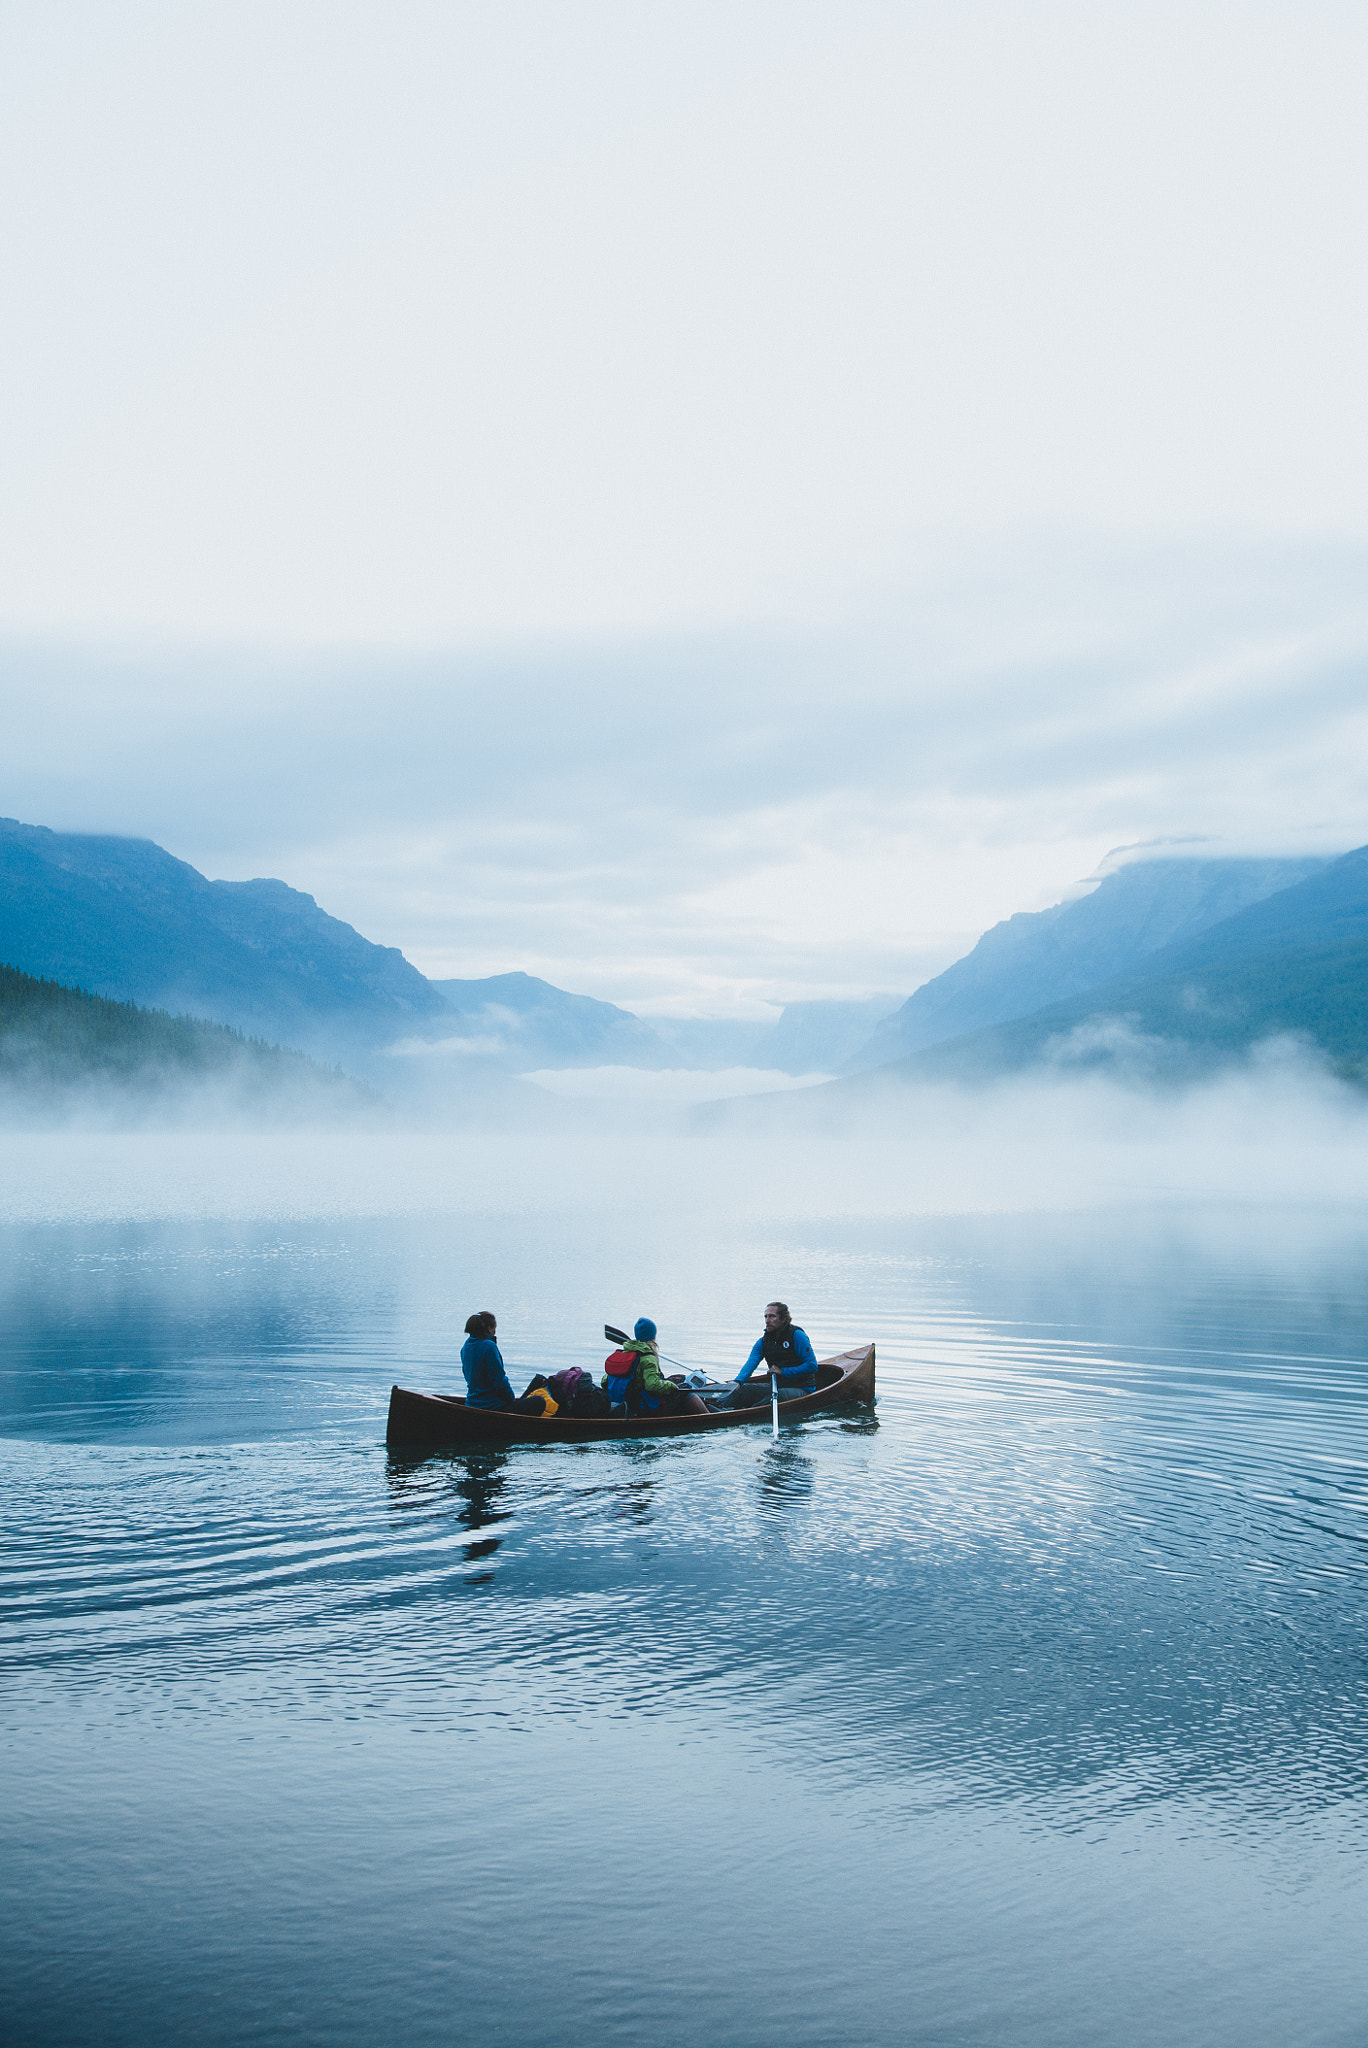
[5,1056,1368,1226]
[520,1063,831,1103]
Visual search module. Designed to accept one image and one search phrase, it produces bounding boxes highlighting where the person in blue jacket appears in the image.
[460,1311,544,1412]
[728,1301,819,1407]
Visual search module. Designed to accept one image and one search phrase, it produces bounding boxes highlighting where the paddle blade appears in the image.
[604,1323,629,1345]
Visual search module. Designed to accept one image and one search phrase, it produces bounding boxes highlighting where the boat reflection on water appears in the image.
[451,1451,512,1535]
[605,1475,655,1526]
[451,1452,512,1565]
[385,1447,515,1571]
[757,1440,817,1515]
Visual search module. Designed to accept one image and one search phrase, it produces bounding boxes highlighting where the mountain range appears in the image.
[863,844,1368,1086]
[5,814,1361,1100]
[851,854,1327,1069]
[0,818,895,1080]
[0,818,449,1065]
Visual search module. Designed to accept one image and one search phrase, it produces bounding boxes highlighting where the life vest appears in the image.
[762,1326,812,1378]
[523,1387,559,1417]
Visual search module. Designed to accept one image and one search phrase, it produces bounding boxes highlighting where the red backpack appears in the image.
[604,1348,637,1380]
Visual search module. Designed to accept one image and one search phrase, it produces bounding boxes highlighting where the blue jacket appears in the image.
[461,1334,516,1410]
[736,1325,818,1389]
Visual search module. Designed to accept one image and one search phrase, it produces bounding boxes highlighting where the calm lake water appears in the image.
[3,1129,1368,2047]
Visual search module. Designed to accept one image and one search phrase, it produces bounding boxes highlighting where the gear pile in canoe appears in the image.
[387,1342,875,1446]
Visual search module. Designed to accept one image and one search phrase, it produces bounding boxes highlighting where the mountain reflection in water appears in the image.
[3,1193,1368,2048]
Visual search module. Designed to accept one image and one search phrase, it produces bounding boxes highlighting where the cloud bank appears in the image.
[4,538,1366,1011]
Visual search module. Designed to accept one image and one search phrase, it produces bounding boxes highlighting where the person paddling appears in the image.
[460,1311,545,1414]
[728,1301,819,1408]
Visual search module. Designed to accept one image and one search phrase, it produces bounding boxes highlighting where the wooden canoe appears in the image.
[386,1342,875,1448]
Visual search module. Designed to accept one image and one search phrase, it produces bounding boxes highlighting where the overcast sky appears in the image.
[3,4,1367,1012]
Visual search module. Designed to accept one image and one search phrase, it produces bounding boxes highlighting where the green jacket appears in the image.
[603,1338,670,1396]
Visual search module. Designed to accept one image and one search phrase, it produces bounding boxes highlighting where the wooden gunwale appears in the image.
[386,1343,875,1448]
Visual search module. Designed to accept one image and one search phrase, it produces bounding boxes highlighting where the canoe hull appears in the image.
[386,1343,875,1448]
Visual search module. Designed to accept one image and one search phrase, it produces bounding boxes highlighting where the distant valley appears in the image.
[3,813,1363,1116]
[0,818,906,1100]
[424,978,905,1076]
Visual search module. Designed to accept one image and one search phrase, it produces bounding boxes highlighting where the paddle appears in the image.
[604,1321,773,1422]
[603,1324,728,1381]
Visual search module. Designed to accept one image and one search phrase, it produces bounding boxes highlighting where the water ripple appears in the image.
[4,1205,1368,2048]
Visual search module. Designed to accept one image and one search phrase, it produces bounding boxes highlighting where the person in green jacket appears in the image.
[604,1318,706,1416]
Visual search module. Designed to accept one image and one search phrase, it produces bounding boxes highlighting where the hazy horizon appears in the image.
[5,533,1367,1019]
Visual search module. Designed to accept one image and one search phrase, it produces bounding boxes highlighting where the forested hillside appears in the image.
[0,964,378,1122]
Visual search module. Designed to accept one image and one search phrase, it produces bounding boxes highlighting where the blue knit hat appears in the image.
[633,1317,657,1342]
